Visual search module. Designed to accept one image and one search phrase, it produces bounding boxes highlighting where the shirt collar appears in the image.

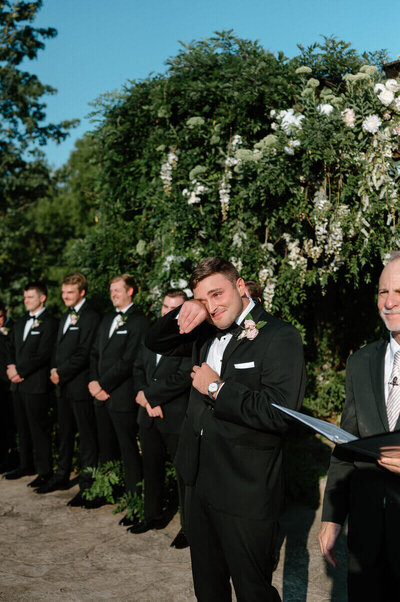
[71,297,86,313]
[235,298,255,326]
[390,332,400,358]
[29,307,46,319]
[118,302,133,315]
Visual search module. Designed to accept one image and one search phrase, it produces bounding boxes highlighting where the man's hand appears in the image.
[95,390,110,402]
[88,380,102,397]
[50,368,60,385]
[177,300,209,334]
[146,403,164,419]
[7,364,24,383]
[191,363,220,396]
[318,521,342,568]
[377,449,400,474]
[135,390,148,408]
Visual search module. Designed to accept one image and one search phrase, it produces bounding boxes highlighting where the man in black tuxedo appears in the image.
[5,282,58,486]
[89,274,149,502]
[146,257,305,602]
[0,303,17,472]
[130,289,191,547]
[35,274,100,505]
[319,252,400,601]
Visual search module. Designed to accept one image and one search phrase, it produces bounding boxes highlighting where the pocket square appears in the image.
[117,330,128,334]
[234,361,255,369]
[30,331,40,335]
[69,327,79,331]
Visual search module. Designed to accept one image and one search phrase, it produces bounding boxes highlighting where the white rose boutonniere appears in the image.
[0,326,9,336]
[70,311,79,326]
[237,314,267,341]
[115,314,128,329]
[32,319,41,329]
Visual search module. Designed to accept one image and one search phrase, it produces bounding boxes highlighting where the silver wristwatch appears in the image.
[208,379,223,399]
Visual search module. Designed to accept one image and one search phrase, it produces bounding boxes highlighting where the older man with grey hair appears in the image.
[319,251,400,602]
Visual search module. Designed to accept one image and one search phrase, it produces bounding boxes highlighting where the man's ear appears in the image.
[236,277,247,297]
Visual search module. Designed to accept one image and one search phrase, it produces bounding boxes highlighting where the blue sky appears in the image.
[28,0,400,168]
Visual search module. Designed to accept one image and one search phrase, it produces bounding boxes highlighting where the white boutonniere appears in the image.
[0,326,9,336]
[237,313,267,341]
[115,314,128,329]
[32,318,41,329]
[70,311,79,326]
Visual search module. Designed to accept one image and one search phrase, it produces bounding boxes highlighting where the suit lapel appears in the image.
[21,309,47,348]
[370,339,389,431]
[58,312,69,342]
[220,302,267,376]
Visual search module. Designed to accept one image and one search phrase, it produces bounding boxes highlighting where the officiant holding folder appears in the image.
[319,252,400,601]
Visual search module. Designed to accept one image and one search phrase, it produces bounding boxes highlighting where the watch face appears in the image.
[208,382,219,393]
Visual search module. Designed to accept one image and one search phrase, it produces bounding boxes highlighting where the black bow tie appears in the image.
[68,307,76,314]
[115,310,123,316]
[215,323,242,340]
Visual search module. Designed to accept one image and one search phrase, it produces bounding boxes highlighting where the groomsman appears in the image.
[131,289,191,548]
[0,303,16,472]
[5,282,58,485]
[89,274,149,502]
[35,274,100,506]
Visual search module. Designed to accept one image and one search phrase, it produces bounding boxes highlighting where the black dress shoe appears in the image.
[34,475,69,493]
[119,514,140,527]
[28,473,53,488]
[127,517,164,534]
[67,491,85,507]
[3,467,35,480]
[170,529,189,549]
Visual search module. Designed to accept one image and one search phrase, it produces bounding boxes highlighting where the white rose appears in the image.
[317,103,334,116]
[341,108,355,127]
[374,83,385,94]
[362,114,382,134]
[378,89,394,106]
[386,79,400,92]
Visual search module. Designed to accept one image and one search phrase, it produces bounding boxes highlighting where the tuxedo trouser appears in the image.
[186,486,281,602]
[13,391,52,476]
[139,426,184,524]
[94,404,142,495]
[55,394,98,489]
[0,385,16,461]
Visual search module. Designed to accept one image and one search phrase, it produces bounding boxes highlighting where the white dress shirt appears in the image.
[206,299,255,376]
[23,307,46,341]
[63,297,86,334]
[109,303,133,338]
[384,333,400,405]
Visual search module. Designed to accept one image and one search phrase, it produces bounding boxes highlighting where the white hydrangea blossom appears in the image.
[230,257,243,273]
[279,108,305,135]
[231,135,243,148]
[162,254,186,271]
[219,172,231,221]
[170,278,188,289]
[160,151,178,194]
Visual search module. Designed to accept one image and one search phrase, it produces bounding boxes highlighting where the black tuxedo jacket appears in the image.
[134,344,192,434]
[146,301,306,520]
[52,302,101,400]
[322,338,400,566]
[7,310,58,394]
[0,319,13,384]
[90,306,149,412]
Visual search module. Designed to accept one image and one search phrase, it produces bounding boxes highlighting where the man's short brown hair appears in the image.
[25,281,47,296]
[245,280,263,299]
[164,288,188,302]
[189,257,240,291]
[62,273,88,294]
[110,274,136,291]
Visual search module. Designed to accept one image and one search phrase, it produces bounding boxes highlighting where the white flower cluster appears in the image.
[317,104,334,116]
[182,180,208,205]
[230,257,243,272]
[231,135,243,149]
[170,278,193,298]
[219,172,231,221]
[232,223,248,249]
[272,108,304,156]
[258,245,278,311]
[160,151,178,194]
[162,254,186,271]
[341,108,356,128]
[282,233,307,277]
[362,114,382,134]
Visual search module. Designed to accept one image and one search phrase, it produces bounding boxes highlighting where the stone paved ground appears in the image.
[0,476,347,601]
